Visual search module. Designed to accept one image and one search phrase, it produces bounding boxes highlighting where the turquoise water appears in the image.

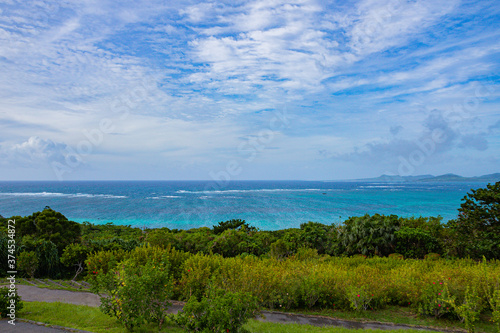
[0,181,487,230]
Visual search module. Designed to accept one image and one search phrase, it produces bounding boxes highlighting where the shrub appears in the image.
[19,236,59,278]
[447,181,500,259]
[178,253,224,300]
[424,253,441,261]
[60,243,90,281]
[18,251,39,279]
[345,285,375,311]
[174,287,260,333]
[0,233,7,277]
[145,229,177,249]
[0,287,23,318]
[269,239,292,260]
[92,259,173,331]
[210,229,248,257]
[213,219,256,235]
[454,286,483,333]
[418,281,455,318]
[488,289,500,333]
[388,253,404,260]
[15,208,81,253]
[339,214,400,257]
[86,249,127,284]
[395,227,441,259]
[299,222,331,254]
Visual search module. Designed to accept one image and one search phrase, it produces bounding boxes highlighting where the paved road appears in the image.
[0,319,86,333]
[16,285,100,307]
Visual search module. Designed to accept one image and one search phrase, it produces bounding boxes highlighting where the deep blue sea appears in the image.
[0,181,488,230]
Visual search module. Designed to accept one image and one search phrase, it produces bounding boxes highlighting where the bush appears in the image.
[418,281,455,318]
[345,285,376,311]
[488,289,500,333]
[454,286,482,333]
[174,287,260,333]
[339,214,400,257]
[92,259,173,331]
[15,208,81,254]
[178,253,224,300]
[447,182,500,259]
[394,227,441,259]
[18,251,39,279]
[210,229,249,257]
[388,253,404,260]
[0,287,23,318]
[86,249,127,284]
[0,233,9,277]
[213,219,256,235]
[299,222,331,254]
[19,236,60,278]
[60,243,90,281]
[424,253,441,261]
[269,239,291,260]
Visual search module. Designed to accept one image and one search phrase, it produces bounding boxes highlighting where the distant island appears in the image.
[342,172,500,183]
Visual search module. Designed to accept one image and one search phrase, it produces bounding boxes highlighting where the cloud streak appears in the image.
[0,0,498,180]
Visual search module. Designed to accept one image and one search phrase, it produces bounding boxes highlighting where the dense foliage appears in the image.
[0,182,499,331]
[0,287,23,319]
[448,182,500,259]
[85,244,500,332]
[0,182,499,280]
[1,207,81,253]
[174,287,260,333]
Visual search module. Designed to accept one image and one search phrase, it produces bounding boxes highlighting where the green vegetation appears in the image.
[243,322,437,333]
[1,182,499,332]
[60,243,90,281]
[17,251,39,279]
[174,288,260,333]
[92,256,173,330]
[0,286,23,318]
[19,301,182,333]
[447,182,500,259]
[18,301,440,333]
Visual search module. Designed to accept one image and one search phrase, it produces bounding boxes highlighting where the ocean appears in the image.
[0,180,488,230]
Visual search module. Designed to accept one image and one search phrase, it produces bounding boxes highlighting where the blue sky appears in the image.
[0,0,498,180]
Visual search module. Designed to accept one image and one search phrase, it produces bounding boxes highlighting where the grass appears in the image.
[0,277,91,292]
[19,301,449,333]
[18,301,183,333]
[243,320,437,333]
[278,306,496,333]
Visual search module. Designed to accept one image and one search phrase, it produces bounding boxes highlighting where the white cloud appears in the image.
[0,136,68,167]
[0,0,498,179]
[346,0,459,56]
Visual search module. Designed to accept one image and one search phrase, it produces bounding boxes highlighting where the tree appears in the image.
[394,227,441,259]
[61,243,90,281]
[448,182,500,259]
[15,208,81,254]
[18,251,39,279]
[339,214,400,257]
[299,222,330,254]
[212,219,256,235]
[20,236,60,278]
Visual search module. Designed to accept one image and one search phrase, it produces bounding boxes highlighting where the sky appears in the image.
[0,0,499,181]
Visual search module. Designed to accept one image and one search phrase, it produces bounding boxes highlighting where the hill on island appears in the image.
[343,172,500,183]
